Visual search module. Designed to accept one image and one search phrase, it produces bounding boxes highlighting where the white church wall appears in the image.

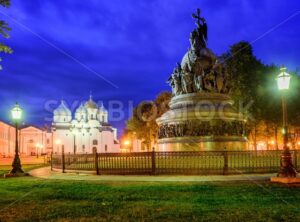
[52,98,119,154]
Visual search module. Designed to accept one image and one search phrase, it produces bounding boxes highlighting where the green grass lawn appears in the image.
[0,169,300,221]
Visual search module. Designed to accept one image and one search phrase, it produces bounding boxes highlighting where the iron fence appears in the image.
[51,150,300,175]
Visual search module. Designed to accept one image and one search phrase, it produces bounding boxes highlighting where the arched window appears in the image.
[102,116,105,122]
[105,144,108,152]
[93,140,98,145]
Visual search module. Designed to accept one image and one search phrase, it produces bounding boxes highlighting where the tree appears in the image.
[222,42,262,113]
[126,91,172,150]
[221,42,284,149]
[0,0,12,70]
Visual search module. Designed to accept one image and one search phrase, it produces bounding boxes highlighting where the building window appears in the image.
[93,140,98,145]
[47,139,50,144]
[105,144,108,152]
[102,116,104,122]
[82,145,85,153]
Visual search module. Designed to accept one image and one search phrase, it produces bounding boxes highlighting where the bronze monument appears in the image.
[157,9,247,151]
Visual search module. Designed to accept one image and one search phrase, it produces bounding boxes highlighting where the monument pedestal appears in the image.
[157,93,247,151]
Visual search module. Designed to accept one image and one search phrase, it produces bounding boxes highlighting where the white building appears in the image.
[19,125,52,156]
[52,96,120,154]
[0,120,15,157]
[0,121,52,157]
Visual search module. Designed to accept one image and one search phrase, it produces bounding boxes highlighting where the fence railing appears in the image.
[51,150,300,175]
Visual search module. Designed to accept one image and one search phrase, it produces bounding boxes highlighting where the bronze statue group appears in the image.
[168,9,230,96]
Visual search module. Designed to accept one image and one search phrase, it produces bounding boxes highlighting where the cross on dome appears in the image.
[85,93,98,109]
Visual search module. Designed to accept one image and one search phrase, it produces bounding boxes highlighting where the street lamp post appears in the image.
[71,128,77,154]
[276,67,297,178]
[5,103,27,177]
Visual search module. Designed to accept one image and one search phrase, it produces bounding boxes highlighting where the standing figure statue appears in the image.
[167,63,183,95]
[203,69,216,92]
[194,69,204,92]
[190,8,208,51]
[181,64,194,93]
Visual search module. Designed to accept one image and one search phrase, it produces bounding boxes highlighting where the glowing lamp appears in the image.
[268,140,275,145]
[123,140,130,146]
[276,67,291,90]
[11,103,23,121]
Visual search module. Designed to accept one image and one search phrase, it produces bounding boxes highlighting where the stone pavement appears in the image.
[29,167,275,182]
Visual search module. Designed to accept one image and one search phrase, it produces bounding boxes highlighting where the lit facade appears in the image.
[0,121,52,157]
[0,121,15,157]
[19,126,52,156]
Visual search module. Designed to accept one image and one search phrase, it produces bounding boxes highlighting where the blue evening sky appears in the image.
[0,0,299,135]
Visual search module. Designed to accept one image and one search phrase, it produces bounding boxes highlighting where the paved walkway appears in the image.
[29,167,275,182]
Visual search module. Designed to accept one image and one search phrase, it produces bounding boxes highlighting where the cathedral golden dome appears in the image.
[84,95,98,109]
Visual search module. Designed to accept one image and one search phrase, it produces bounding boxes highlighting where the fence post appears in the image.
[62,147,65,173]
[223,148,228,175]
[294,150,298,170]
[95,152,99,175]
[50,152,53,171]
[151,148,156,175]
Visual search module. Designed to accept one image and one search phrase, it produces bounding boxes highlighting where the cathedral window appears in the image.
[93,140,98,145]
[105,144,108,152]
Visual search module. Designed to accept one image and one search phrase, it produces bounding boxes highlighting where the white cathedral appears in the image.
[52,95,120,154]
